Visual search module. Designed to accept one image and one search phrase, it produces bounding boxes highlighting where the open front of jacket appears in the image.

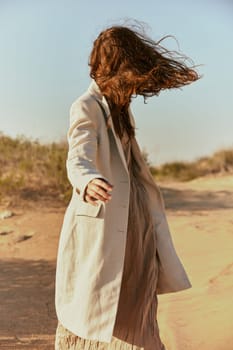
[55,80,192,343]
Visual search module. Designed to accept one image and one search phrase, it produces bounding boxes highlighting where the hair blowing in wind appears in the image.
[89,25,200,139]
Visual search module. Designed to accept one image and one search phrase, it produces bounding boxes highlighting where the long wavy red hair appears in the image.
[89,25,200,139]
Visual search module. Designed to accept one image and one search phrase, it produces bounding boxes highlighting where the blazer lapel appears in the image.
[88,80,129,175]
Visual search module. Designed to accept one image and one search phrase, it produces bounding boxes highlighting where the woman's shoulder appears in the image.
[69,89,103,127]
[70,89,98,114]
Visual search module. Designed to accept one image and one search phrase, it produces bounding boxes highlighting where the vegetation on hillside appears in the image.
[0,132,232,204]
[149,149,233,181]
[0,133,70,204]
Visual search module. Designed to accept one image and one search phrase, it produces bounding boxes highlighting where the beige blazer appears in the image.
[55,80,192,343]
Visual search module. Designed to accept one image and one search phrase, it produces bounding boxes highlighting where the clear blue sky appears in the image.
[0,0,232,165]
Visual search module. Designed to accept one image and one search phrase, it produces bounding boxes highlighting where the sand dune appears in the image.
[0,174,232,349]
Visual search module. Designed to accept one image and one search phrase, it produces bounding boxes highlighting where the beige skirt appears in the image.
[55,135,166,350]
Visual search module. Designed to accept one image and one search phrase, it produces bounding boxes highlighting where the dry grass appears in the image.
[150,149,233,181]
[0,132,70,204]
[0,132,233,204]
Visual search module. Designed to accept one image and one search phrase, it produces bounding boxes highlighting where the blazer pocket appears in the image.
[75,200,103,217]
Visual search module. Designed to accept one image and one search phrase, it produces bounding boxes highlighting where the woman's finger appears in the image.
[92,178,114,192]
[85,194,98,206]
[86,188,110,202]
[87,184,112,201]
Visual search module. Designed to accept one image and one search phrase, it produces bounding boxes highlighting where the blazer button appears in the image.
[118,229,124,233]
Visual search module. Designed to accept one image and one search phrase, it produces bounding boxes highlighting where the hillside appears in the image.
[0,132,233,206]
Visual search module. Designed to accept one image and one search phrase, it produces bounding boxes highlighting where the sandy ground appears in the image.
[0,174,232,349]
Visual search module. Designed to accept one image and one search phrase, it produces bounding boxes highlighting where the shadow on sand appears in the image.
[0,259,57,348]
[161,187,233,211]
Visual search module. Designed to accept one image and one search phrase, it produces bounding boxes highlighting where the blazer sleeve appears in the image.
[66,99,108,201]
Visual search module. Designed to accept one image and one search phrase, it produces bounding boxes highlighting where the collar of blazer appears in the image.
[88,80,111,123]
[88,79,131,175]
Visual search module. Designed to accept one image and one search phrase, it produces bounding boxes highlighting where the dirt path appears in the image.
[0,175,232,349]
[0,206,64,349]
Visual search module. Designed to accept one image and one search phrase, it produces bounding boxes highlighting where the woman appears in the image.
[55,25,199,350]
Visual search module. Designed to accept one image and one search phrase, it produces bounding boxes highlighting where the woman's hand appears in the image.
[84,178,114,205]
